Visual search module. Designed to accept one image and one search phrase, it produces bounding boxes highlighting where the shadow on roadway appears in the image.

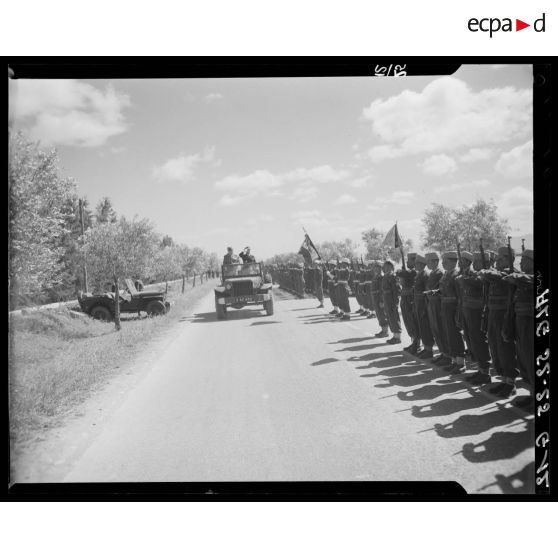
[396,381,469,402]
[432,405,529,438]
[334,342,389,353]
[186,309,270,323]
[328,336,372,344]
[459,424,533,463]
[249,320,281,326]
[477,461,535,494]
[410,393,496,418]
[311,357,340,366]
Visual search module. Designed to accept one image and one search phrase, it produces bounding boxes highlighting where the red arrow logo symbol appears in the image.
[516,19,530,31]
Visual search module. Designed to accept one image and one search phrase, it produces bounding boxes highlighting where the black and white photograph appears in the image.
[8,61,547,496]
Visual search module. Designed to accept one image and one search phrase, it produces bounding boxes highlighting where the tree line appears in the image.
[8,132,219,309]
[266,199,510,266]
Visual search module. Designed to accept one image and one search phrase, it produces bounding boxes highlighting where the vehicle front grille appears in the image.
[231,281,254,296]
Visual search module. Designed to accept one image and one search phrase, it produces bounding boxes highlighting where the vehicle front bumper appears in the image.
[217,293,271,305]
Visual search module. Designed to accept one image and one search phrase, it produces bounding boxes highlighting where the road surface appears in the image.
[13,288,534,493]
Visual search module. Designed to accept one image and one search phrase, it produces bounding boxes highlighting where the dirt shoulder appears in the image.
[9,281,218,454]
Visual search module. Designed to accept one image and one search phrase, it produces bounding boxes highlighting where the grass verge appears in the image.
[9,280,218,444]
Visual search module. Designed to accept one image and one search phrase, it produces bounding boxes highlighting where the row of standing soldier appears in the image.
[268,240,534,411]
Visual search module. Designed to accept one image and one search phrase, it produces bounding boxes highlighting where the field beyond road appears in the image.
[9,279,218,446]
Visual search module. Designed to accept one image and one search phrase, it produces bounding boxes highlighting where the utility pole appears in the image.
[79,198,89,292]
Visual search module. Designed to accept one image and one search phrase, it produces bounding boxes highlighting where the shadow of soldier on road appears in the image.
[459,425,533,463]
[328,337,373,344]
[311,357,340,366]
[334,342,388,353]
[433,406,530,438]
[396,381,469,402]
[411,394,496,418]
[477,461,535,494]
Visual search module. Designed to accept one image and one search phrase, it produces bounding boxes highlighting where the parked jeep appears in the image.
[214,262,274,319]
[78,278,171,321]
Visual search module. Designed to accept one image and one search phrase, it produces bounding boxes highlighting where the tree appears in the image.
[153,245,181,291]
[422,199,508,252]
[9,132,76,307]
[81,217,159,330]
[361,228,387,260]
[315,239,358,262]
[161,235,174,248]
[95,197,117,224]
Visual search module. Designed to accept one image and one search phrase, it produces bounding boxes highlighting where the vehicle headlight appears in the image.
[225,283,232,291]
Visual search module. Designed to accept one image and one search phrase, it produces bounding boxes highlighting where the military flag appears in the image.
[381,223,403,248]
[298,236,313,266]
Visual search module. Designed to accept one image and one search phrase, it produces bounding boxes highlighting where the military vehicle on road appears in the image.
[214,262,274,319]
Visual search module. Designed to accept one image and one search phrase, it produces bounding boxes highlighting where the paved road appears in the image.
[17,289,534,493]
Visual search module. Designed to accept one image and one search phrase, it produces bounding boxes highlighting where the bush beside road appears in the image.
[9,279,218,444]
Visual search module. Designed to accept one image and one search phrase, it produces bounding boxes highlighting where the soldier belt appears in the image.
[401,288,413,296]
[337,280,349,284]
[514,301,534,316]
[462,296,484,309]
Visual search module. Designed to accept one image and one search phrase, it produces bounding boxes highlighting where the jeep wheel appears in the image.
[264,294,274,316]
[215,294,227,320]
[146,300,167,316]
[90,305,113,321]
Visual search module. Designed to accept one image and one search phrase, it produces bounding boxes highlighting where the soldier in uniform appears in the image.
[424,252,451,366]
[313,259,325,308]
[503,248,534,410]
[413,254,434,359]
[352,262,364,315]
[239,246,256,263]
[398,252,420,354]
[477,246,518,397]
[371,260,389,337]
[382,260,402,344]
[294,262,305,297]
[438,251,466,373]
[457,251,492,385]
[223,246,240,265]
[362,261,376,319]
[326,262,340,315]
[335,258,352,320]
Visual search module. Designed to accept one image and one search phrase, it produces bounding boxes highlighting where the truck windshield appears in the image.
[222,263,261,277]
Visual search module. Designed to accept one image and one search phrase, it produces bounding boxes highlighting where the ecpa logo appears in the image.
[468,13,546,37]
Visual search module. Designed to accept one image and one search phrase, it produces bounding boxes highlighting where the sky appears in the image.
[9,64,533,259]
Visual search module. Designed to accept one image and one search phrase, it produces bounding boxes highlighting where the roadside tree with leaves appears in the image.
[422,199,508,252]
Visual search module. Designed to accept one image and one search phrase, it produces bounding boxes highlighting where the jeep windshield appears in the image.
[222,263,261,278]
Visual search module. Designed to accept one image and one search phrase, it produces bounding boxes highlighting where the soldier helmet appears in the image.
[441,251,458,260]
[340,257,350,264]
[415,254,427,264]
[460,251,474,262]
[425,252,440,261]
[522,249,534,260]
[384,259,396,268]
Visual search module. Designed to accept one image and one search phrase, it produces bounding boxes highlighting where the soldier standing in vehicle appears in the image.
[223,246,241,264]
[239,246,256,263]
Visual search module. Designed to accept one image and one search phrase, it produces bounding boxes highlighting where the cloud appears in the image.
[420,154,457,176]
[153,146,217,182]
[205,92,224,103]
[15,79,131,147]
[289,186,319,203]
[369,190,415,209]
[362,77,531,159]
[497,186,533,233]
[495,140,532,179]
[434,178,490,194]
[335,194,357,205]
[458,147,495,163]
[350,175,374,189]
[247,214,275,225]
[215,164,349,204]
[292,209,327,226]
